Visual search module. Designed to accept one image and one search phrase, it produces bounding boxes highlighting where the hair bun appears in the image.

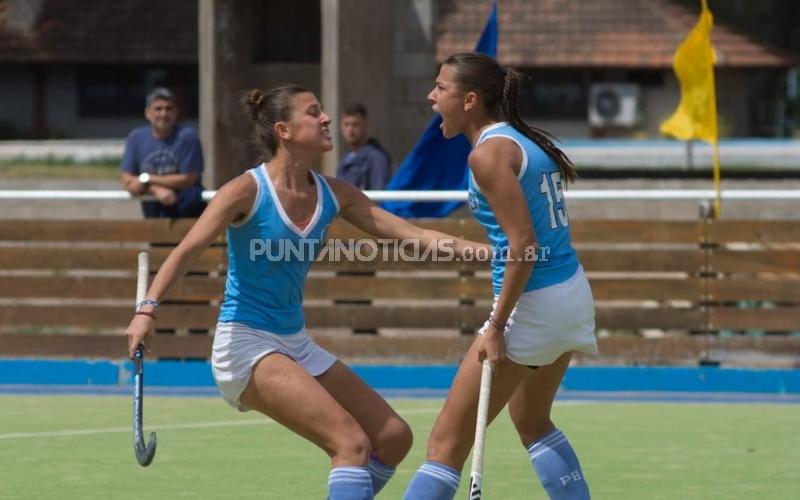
[249,90,265,108]
[243,89,266,120]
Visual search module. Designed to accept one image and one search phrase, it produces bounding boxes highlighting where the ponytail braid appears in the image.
[501,68,577,184]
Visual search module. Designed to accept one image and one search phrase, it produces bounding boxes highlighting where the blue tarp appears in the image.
[382,1,498,217]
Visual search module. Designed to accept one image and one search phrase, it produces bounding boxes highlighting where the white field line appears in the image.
[0,407,443,440]
[0,419,269,440]
[0,401,589,441]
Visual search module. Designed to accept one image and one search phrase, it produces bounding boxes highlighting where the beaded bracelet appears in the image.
[135,311,157,320]
[136,299,160,311]
[488,315,506,331]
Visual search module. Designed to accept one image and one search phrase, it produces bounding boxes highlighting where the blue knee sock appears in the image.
[328,466,374,500]
[403,461,461,500]
[527,428,590,499]
[368,453,396,494]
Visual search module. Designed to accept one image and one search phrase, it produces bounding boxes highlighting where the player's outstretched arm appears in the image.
[326,176,489,259]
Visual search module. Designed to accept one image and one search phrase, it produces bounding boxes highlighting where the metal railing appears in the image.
[1,189,800,202]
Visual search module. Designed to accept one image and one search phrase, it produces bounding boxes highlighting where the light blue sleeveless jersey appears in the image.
[218,164,340,334]
[468,122,579,294]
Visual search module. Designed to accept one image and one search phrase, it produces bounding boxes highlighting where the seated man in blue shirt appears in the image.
[337,103,391,190]
[120,87,206,218]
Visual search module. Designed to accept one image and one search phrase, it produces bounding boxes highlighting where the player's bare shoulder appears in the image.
[214,170,259,222]
[469,137,522,187]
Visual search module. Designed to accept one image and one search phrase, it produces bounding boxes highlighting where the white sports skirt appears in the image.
[479,266,598,367]
[211,322,337,411]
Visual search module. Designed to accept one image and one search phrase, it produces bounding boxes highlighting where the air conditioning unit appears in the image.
[588,83,641,127]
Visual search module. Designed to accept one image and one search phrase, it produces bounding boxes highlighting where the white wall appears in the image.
[641,74,679,138]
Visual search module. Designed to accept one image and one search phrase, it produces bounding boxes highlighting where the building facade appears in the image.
[0,0,795,186]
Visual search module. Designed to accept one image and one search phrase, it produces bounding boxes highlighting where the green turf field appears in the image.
[1,395,798,499]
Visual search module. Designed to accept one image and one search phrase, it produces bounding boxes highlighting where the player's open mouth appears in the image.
[321,127,330,139]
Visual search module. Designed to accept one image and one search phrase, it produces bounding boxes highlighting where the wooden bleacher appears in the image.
[1,218,798,364]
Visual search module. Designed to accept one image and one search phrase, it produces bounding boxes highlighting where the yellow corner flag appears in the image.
[660,0,721,216]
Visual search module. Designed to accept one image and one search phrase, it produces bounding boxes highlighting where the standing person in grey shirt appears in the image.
[337,103,391,190]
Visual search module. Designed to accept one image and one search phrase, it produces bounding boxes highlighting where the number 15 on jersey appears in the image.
[540,172,569,229]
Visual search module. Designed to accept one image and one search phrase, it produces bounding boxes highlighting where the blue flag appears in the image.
[382,1,498,217]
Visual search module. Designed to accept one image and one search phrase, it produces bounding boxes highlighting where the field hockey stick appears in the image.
[468,359,493,499]
[133,251,157,466]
